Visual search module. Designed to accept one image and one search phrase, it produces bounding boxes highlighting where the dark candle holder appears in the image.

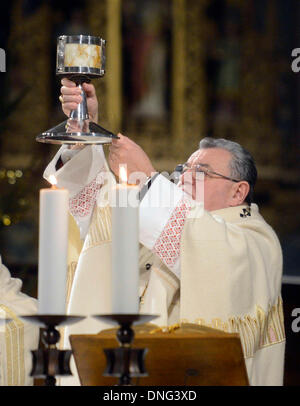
[93,314,158,386]
[20,314,85,386]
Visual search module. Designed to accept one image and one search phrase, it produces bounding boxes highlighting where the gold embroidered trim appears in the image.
[59,205,112,350]
[187,296,285,359]
[58,261,79,351]
[82,205,112,253]
[150,323,181,334]
[66,261,78,308]
[0,304,25,385]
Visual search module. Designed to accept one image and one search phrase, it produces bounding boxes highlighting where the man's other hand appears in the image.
[109,134,156,182]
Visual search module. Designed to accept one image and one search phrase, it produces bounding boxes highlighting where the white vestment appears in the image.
[0,256,39,385]
[45,145,286,386]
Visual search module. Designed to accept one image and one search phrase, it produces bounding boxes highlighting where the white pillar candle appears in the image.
[111,167,139,314]
[38,177,69,314]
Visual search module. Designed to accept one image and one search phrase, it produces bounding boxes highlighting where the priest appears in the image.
[44,78,285,386]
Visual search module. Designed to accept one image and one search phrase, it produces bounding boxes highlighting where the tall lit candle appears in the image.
[38,176,69,314]
[111,165,139,314]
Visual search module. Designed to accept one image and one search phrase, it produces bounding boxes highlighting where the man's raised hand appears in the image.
[60,78,99,123]
[108,134,156,183]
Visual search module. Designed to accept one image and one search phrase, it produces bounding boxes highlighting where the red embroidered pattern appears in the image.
[69,178,102,218]
[153,197,192,269]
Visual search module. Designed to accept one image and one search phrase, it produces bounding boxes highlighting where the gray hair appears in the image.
[199,137,257,204]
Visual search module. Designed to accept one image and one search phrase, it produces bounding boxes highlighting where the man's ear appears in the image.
[230,181,250,206]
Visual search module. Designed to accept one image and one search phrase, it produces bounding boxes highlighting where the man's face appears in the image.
[178,148,239,211]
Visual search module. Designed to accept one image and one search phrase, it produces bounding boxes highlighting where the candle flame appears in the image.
[49,175,57,186]
[119,164,127,185]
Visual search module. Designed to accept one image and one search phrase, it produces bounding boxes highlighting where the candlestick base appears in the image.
[92,314,158,386]
[20,314,85,386]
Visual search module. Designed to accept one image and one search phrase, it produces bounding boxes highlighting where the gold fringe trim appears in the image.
[0,305,25,385]
[82,205,112,252]
[150,323,181,334]
[190,296,285,359]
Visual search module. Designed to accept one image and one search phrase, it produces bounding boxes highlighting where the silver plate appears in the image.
[36,132,115,145]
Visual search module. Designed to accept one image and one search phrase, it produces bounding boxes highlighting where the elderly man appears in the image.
[44,79,285,386]
[0,256,39,385]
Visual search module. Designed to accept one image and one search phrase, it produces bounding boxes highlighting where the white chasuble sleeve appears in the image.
[44,145,109,239]
[179,204,285,385]
[139,174,195,278]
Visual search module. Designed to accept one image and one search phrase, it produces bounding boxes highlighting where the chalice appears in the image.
[37,35,118,145]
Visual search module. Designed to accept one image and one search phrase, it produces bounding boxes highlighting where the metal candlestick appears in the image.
[37,35,118,145]
[93,314,158,386]
[20,314,85,386]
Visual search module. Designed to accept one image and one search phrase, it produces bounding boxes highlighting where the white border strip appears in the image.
[282,275,300,285]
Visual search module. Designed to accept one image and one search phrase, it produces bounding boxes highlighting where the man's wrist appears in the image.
[139,172,160,201]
